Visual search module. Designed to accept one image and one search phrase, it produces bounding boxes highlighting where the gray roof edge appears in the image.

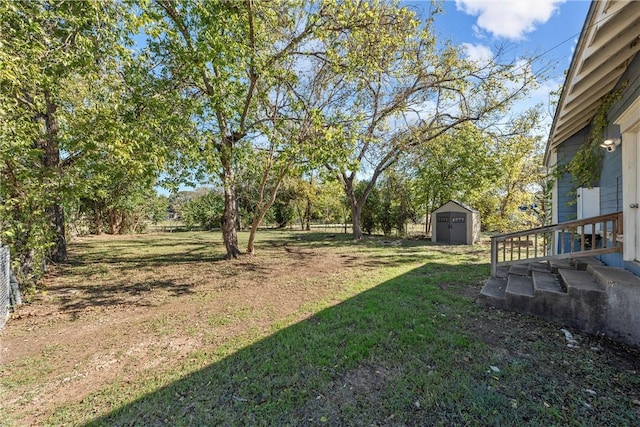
[434,200,478,213]
[543,0,598,166]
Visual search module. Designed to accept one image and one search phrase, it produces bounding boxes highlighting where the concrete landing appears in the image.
[587,265,640,288]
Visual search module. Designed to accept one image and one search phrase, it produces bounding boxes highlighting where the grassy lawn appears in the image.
[1,231,639,426]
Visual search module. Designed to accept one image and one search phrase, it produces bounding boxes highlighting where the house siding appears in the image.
[601,52,640,216]
[554,53,640,226]
[596,53,640,272]
[555,128,589,223]
[599,145,622,214]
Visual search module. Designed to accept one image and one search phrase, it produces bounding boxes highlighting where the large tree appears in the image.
[1,1,178,284]
[408,122,497,234]
[141,0,384,258]
[467,109,547,232]
[297,1,543,239]
[141,0,322,258]
[0,0,134,281]
[404,108,547,234]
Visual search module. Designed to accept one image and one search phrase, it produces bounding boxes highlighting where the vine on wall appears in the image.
[565,85,625,188]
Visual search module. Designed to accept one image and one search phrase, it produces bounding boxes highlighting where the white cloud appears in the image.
[455,0,566,40]
[462,42,494,65]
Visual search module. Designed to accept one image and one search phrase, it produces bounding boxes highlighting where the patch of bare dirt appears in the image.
[3,233,640,425]
[0,234,371,425]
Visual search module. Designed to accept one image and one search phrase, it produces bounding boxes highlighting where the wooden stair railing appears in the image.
[490,212,623,277]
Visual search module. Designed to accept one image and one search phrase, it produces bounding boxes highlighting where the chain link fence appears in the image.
[1,246,21,330]
[1,246,10,329]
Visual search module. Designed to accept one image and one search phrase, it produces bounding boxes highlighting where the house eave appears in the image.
[544,0,640,166]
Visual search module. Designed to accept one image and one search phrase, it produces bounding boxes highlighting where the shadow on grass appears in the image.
[52,232,440,315]
[78,262,477,426]
[68,231,357,270]
[69,231,448,267]
[67,243,225,269]
[78,262,639,427]
[55,280,196,316]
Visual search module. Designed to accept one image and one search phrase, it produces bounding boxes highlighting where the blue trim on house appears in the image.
[598,253,624,268]
[624,261,640,277]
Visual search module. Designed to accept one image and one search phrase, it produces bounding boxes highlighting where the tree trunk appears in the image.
[42,92,67,263]
[235,197,243,231]
[94,207,102,235]
[222,192,241,259]
[426,194,433,236]
[304,196,312,231]
[341,176,364,240]
[246,165,289,255]
[119,212,128,234]
[346,192,364,240]
[220,140,241,259]
[47,203,67,262]
[296,205,304,231]
[246,219,261,256]
[351,204,363,240]
[109,211,117,234]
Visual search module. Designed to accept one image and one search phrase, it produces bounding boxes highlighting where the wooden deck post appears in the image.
[491,237,498,277]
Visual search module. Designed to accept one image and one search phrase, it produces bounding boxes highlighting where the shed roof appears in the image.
[433,200,478,213]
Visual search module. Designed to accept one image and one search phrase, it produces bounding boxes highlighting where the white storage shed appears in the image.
[431,200,480,245]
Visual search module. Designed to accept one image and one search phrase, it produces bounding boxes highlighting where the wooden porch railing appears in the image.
[490,212,623,277]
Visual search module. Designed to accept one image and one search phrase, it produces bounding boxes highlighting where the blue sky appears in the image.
[410,0,591,124]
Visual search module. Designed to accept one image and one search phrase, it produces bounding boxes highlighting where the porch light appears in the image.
[600,137,621,152]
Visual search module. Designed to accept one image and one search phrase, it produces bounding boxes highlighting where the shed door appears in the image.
[436,212,467,244]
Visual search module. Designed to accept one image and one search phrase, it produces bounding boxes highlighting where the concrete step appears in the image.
[558,268,605,294]
[506,275,534,297]
[528,261,550,273]
[504,275,534,314]
[480,257,618,338]
[495,265,510,279]
[480,277,507,299]
[549,259,573,273]
[587,264,640,288]
[572,256,604,271]
[532,270,565,294]
[478,277,508,308]
[509,263,530,277]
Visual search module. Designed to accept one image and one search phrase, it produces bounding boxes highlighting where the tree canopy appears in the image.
[1,0,549,291]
